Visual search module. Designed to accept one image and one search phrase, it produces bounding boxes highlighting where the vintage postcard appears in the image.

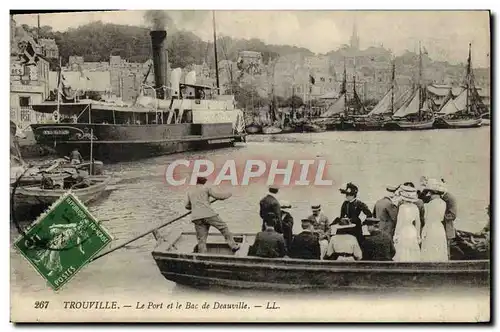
[10,9,490,323]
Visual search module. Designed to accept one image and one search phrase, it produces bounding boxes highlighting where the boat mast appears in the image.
[418,41,422,120]
[343,57,347,115]
[466,43,471,114]
[390,60,395,114]
[56,56,61,122]
[212,11,220,95]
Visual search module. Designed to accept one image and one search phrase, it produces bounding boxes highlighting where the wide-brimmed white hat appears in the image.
[424,178,447,194]
[424,179,446,194]
[398,185,418,202]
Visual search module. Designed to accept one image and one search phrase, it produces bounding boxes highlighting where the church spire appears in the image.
[350,21,359,50]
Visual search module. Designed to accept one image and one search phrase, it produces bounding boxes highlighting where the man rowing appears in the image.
[185,176,240,254]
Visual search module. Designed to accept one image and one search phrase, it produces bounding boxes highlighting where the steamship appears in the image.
[29,26,246,162]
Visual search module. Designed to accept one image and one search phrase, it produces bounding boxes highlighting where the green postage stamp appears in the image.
[14,191,113,291]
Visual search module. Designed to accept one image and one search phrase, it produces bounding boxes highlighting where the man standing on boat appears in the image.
[69,148,83,165]
[439,179,457,259]
[185,176,240,254]
[259,185,282,233]
[280,201,294,252]
[372,185,400,238]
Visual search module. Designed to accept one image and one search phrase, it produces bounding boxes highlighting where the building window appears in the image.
[19,96,30,107]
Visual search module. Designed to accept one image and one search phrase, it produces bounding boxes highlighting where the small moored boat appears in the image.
[152,229,490,291]
[12,175,111,209]
[262,126,282,135]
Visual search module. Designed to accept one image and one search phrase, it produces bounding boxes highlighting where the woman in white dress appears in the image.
[420,179,448,262]
[393,186,421,262]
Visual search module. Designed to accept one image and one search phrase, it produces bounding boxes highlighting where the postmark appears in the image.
[14,191,113,291]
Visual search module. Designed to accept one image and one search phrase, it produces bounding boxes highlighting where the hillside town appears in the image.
[10,16,490,130]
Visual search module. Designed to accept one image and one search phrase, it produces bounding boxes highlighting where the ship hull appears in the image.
[433,117,483,129]
[383,118,435,131]
[31,123,245,162]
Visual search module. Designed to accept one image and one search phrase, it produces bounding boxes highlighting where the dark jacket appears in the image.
[372,197,399,238]
[289,231,321,260]
[339,199,372,243]
[259,194,282,232]
[281,210,294,250]
[441,192,457,239]
[248,228,286,258]
[361,229,396,261]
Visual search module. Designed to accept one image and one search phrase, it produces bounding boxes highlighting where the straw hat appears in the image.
[311,204,321,212]
[334,218,356,230]
[386,185,400,193]
[280,200,292,209]
[398,185,418,203]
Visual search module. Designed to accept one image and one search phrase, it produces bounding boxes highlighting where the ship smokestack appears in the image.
[150,30,169,99]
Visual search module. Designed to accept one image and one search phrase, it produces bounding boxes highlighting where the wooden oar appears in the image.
[91,198,218,262]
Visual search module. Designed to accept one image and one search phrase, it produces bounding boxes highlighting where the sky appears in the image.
[13,10,491,67]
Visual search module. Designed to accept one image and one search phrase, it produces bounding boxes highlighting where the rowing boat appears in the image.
[152,229,490,291]
[12,175,111,209]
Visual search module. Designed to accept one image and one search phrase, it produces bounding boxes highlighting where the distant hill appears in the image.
[21,21,314,68]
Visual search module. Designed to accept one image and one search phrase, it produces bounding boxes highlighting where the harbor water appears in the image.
[10,127,491,322]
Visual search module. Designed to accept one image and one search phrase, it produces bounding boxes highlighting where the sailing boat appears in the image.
[384,44,435,130]
[313,59,352,130]
[433,43,484,129]
[262,67,283,135]
[356,61,412,130]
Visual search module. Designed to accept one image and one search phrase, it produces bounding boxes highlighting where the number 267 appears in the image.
[34,301,49,309]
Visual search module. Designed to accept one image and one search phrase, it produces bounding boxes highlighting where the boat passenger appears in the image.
[69,148,83,165]
[325,218,362,261]
[439,179,458,259]
[392,186,421,262]
[337,182,373,244]
[280,200,294,252]
[259,185,282,233]
[70,170,92,189]
[420,179,448,262]
[361,217,395,261]
[372,185,400,238]
[481,205,490,234]
[288,218,321,260]
[248,212,286,258]
[403,182,426,233]
[307,204,329,259]
[40,172,55,190]
[185,176,240,254]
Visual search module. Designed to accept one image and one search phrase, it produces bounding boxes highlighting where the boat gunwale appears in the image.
[14,175,111,197]
[152,231,490,272]
[152,252,490,274]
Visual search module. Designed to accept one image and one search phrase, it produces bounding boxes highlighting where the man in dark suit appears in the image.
[248,212,286,258]
[259,185,282,233]
[289,218,321,260]
[280,200,294,252]
[361,217,396,261]
[372,185,400,238]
